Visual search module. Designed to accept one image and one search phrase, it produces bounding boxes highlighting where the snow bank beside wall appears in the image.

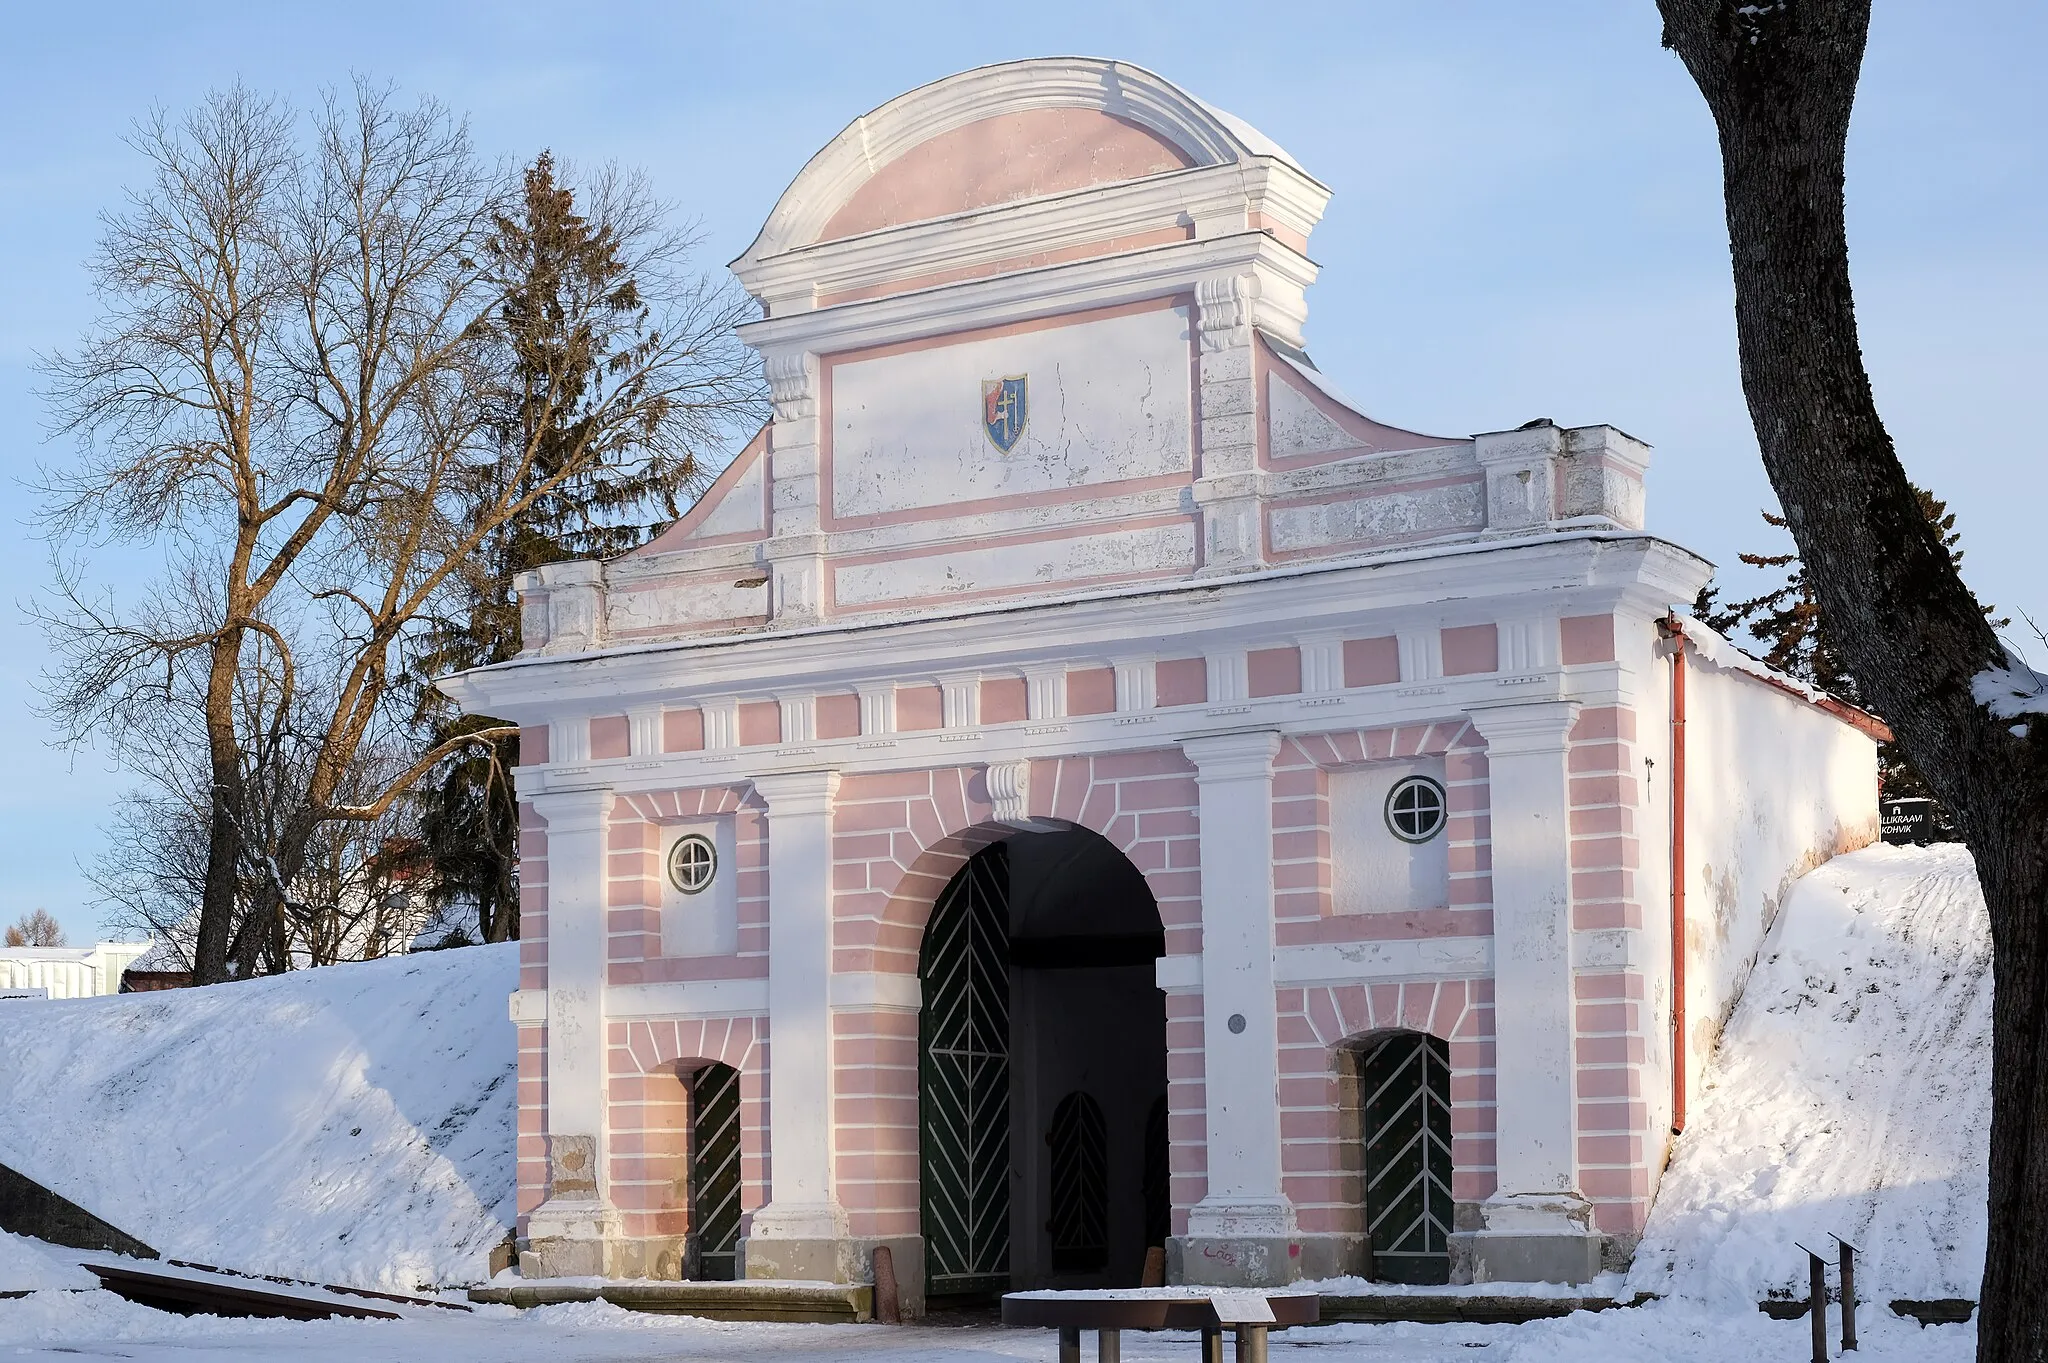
[0,945,517,1291]
[0,1230,95,1292]
[1632,844,1990,1304]
[1677,626,1881,1123]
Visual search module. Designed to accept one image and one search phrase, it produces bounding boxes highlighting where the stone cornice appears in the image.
[748,769,841,816]
[528,789,616,834]
[737,160,1329,319]
[737,230,1317,359]
[442,535,1707,723]
[1182,729,1284,782]
[1463,699,1584,756]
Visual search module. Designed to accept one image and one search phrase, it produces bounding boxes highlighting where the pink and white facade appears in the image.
[442,58,1881,1301]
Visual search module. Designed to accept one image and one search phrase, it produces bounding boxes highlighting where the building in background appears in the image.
[443,58,1883,1304]
[0,942,155,1000]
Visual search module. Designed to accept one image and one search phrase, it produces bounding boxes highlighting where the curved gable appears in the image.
[818,108,1195,242]
[737,57,1294,267]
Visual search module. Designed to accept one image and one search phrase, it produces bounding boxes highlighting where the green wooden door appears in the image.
[919,843,1012,1297]
[1047,1092,1108,1273]
[689,1061,742,1280]
[1359,1032,1454,1285]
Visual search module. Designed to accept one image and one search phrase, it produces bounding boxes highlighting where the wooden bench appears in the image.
[1002,1289,1320,1363]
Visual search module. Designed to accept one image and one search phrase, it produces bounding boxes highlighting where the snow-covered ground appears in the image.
[0,1232,94,1293]
[1631,843,1990,1306]
[0,844,1995,1358]
[0,1293,1978,1361]
[0,944,517,1291]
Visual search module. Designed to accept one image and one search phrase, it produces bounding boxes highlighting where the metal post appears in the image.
[1808,1249,1828,1363]
[1835,1238,1858,1352]
[1200,1325,1225,1363]
[1098,1326,1121,1363]
[1234,1323,1269,1363]
[1059,1325,1080,1363]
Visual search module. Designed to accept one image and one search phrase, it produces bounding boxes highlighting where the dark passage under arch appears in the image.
[918,828,1168,1299]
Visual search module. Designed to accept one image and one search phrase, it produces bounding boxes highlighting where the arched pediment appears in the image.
[736,56,1301,264]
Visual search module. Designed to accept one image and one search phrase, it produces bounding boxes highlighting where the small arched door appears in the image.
[1046,1092,1108,1273]
[1357,1032,1454,1284]
[688,1061,743,1280]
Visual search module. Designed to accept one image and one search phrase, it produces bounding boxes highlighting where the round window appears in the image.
[667,834,718,895]
[1385,775,1448,844]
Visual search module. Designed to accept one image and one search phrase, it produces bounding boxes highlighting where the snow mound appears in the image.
[1631,843,1990,1305]
[0,1230,95,1292]
[0,945,518,1292]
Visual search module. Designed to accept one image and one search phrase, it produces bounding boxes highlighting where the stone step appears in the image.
[468,1278,874,1323]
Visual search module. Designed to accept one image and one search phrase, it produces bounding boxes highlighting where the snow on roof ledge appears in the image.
[1674,613,1893,745]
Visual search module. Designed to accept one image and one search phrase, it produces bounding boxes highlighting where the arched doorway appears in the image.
[918,827,1168,1301]
[1353,1031,1454,1284]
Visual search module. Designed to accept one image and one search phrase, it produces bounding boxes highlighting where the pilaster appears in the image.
[763,349,828,625]
[741,768,856,1281]
[1456,699,1603,1284]
[1193,272,1266,575]
[534,559,605,655]
[1474,422,1564,535]
[1175,729,1299,1286]
[1024,666,1067,722]
[522,788,621,1277]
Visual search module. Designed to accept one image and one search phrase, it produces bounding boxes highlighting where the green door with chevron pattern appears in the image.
[919,843,1013,1299]
[1359,1031,1455,1285]
[689,1061,742,1280]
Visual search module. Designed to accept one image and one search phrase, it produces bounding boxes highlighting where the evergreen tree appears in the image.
[409,154,743,941]
[1694,484,2001,830]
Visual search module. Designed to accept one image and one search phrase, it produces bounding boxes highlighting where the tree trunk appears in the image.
[1654,3,2048,1356]
[192,632,246,985]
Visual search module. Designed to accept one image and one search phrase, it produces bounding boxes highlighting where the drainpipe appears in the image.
[1658,614,1690,1136]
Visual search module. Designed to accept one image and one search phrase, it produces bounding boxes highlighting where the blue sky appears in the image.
[3,3,2041,943]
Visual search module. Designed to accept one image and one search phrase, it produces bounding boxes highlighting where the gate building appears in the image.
[443,57,1883,1305]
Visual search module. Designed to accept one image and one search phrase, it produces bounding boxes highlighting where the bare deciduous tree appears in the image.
[1654,2,2047,1356]
[4,910,67,949]
[38,83,762,982]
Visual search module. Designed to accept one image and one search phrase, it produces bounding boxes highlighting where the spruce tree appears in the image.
[409,154,717,941]
[1694,485,2000,833]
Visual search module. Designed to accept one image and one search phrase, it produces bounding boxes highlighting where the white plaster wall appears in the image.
[1560,457,1645,531]
[832,520,1197,608]
[660,819,740,958]
[608,578,771,635]
[1266,480,1485,555]
[1678,642,1881,1103]
[828,305,1194,522]
[691,453,768,539]
[1269,376,1368,459]
[1330,759,1450,914]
